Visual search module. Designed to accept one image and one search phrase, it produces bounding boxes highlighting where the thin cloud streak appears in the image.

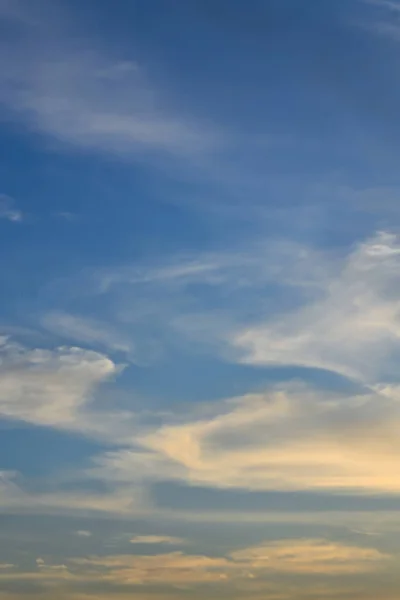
[0,1,222,162]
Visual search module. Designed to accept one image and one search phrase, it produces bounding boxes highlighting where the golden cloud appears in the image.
[93,383,400,494]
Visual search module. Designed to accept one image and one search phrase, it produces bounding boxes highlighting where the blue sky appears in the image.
[3,0,400,598]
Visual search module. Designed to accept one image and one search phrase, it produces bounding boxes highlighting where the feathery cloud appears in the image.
[0,1,220,161]
[0,195,22,222]
[234,232,400,383]
[42,312,132,356]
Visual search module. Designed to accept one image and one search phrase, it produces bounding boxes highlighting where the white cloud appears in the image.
[0,194,22,222]
[0,1,220,160]
[362,0,400,41]
[74,530,92,538]
[366,0,400,13]
[69,236,330,367]
[80,232,400,385]
[94,238,325,292]
[0,338,118,428]
[233,232,400,383]
[42,311,132,356]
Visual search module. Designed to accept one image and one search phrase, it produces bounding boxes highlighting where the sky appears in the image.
[4,0,400,598]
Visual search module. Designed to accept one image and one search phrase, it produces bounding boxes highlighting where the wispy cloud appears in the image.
[4,232,400,512]
[41,311,133,357]
[74,530,92,538]
[0,194,22,222]
[233,232,400,382]
[130,535,185,545]
[0,1,221,161]
[53,237,329,367]
[362,0,400,40]
[229,538,389,574]
[0,469,146,516]
[64,231,400,384]
[0,538,388,596]
[365,0,400,13]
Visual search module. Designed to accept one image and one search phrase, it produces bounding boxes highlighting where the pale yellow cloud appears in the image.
[130,535,185,545]
[91,383,400,494]
[0,538,388,597]
[230,538,388,574]
[71,551,231,585]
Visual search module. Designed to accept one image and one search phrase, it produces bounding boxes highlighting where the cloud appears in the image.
[0,552,230,588]
[71,552,231,586]
[233,232,400,383]
[0,1,220,161]
[76,231,400,386]
[45,231,400,497]
[94,238,325,292]
[5,231,400,503]
[130,535,185,545]
[41,311,133,357]
[62,236,329,367]
[362,0,400,41]
[0,334,147,517]
[366,0,400,13]
[0,539,388,596]
[74,531,92,538]
[229,538,388,574]
[88,380,400,494]
[3,538,381,592]
[0,468,146,516]
[0,337,118,428]
[6,232,400,511]
[0,195,22,222]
